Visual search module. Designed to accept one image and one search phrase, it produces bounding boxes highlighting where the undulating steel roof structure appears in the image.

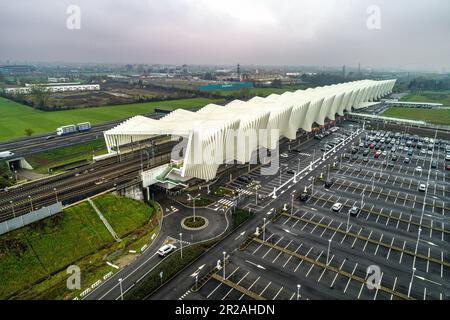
[104,79,396,181]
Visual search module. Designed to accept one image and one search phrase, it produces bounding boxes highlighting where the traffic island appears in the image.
[181,216,209,231]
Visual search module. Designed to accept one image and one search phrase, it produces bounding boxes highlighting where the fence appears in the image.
[0,202,63,236]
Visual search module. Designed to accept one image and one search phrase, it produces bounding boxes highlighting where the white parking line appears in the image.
[207,266,240,299]
[223,271,250,300]
[273,286,284,300]
[344,263,358,293]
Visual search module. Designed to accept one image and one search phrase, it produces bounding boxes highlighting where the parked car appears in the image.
[349,206,360,217]
[299,193,310,202]
[332,203,343,212]
[418,183,427,192]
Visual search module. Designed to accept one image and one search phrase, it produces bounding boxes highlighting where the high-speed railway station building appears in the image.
[103,79,396,186]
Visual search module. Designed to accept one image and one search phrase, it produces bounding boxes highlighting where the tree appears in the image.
[30,85,51,108]
[25,128,34,136]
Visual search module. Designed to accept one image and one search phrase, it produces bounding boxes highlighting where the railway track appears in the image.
[0,141,176,222]
[0,112,166,154]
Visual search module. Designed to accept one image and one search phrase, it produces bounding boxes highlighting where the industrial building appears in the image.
[2,83,100,95]
[104,79,396,184]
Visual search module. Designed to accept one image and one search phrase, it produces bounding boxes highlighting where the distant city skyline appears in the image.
[0,0,449,71]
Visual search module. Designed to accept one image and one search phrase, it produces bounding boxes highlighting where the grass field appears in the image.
[401,91,450,106]
[213,85,311,97]
[381,107,450,125]
[0,194,157,299]
[26,139,107,174]
[0,97,225,141]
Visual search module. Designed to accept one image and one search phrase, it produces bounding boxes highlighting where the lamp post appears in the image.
[118,278,124,300]
[53,188,58,203]
[297,284,301,300]
[28,195,33,212]
[223,251,226,279]
[326,239,332,266]
[346,209,351,233]
[187,193,201,222]
[180,233,183,259]
[263,217,266,241]
[291,192,295,215]
[10,200,15,219]
[408,267,416,298]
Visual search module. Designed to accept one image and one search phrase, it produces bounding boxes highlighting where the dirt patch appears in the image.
[114,254,138,268]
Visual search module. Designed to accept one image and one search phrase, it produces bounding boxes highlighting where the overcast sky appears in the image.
[0,0,449,70]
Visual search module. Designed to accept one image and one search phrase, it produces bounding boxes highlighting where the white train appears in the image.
[0,151,14,159]
[56,122,91,136]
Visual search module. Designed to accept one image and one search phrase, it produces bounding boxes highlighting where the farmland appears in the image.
[0,97,225,141]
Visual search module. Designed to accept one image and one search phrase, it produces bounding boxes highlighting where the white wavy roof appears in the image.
[104,79,396,180]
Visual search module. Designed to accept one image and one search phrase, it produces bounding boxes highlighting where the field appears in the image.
[212,85,311,97]
[0,97,225,141]
[0,194,157,299]
[401,91,450,106]
[26,139,107,174]
[381,107,450,125]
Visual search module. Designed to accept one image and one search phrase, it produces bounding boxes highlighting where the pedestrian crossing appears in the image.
[218,198,234,207]
[179,289,192,300]
[236,188,253,195]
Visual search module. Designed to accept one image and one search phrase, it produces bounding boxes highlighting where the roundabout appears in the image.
[181,216,209,231]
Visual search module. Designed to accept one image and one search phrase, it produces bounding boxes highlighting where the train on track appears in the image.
[56,122,91,136]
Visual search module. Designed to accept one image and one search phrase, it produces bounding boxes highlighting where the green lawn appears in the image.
[0,97,225,141]
[401,91,450,106]
[93,194,154,238]
[381,107,450,125]
[0,194,156,299]
[212,85,310,97]
[26,139,107,173]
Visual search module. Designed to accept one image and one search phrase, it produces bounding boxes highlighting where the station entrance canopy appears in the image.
[104,79,396,181]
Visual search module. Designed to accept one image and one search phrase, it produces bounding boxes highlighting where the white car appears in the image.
[415,166,422,173]
[157,244,176,257]
[446,154,450,161]
[332,203,343,212]
[280,153,289,158]
[418,183,427,192]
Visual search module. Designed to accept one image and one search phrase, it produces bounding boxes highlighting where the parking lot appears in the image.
[181,127,450,301]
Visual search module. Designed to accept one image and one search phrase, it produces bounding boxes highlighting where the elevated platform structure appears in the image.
[104,79,396,182]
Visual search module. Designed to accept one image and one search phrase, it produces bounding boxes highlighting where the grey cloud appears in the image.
[0,0,449,69]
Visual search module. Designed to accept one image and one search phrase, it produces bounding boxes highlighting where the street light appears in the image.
[53,188,58,203]
[187,193,201,222]
[297,284,301,300]
[346,209,351,233]
[291,192,296,215]
[28,195,33,212]
[326,239,332,266]
[180,233,183,259]
[118,278,124,300]
[263,218,266,241]
[10,200,15,219]
[223,251,226,279]
[408,267,416,298]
